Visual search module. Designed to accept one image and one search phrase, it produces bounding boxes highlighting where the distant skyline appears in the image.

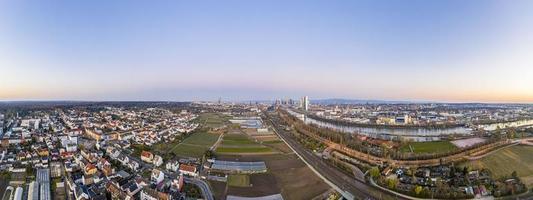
[1,1,532,103]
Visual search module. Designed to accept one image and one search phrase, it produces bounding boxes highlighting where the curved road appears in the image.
[184,177,215,200]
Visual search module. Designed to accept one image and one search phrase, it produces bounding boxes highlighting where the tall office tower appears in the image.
[301,96,309,111]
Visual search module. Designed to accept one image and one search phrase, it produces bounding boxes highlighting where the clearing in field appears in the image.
[461,145,533,187]
[228,174,251,187]
[399,141,457,154]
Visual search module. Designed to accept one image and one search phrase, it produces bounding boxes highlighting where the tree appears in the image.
[507,128,516,139]
[369,167,380,178]
[414,185,423,195]
[26,165,34,176]
[386,177,399,189]
[204,150,215,159]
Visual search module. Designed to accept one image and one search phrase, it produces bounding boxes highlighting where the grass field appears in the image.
[221,134,258,146]
[217,131,274,154]
[399,141,457,154]
[217,147,272,153]
[461,145,533,186]
[180,131,220,146]
[228,174,251,187]
[153,132,219,158]
[262,140,283,144]
[197,113,230,129]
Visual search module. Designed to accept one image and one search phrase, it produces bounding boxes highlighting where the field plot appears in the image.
[216,147,272,154]
[228,174,251,187]
[216,131,274,155]
[197,113,231,129]
[211,160,267,174]
[217,154,330,199]
[451,137,486,148]
[169,131,221,158]
[399,141,457,154]
[462,145,533,186]
[227,173,280,197]
[208,180,227,200]
[221,134,257,146]
[266,154,331,200]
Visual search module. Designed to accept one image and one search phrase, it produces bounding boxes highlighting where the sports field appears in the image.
[399,141,457,154]
[462,145,533,186]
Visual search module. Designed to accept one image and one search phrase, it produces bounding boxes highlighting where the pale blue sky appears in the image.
[1,0,532,102]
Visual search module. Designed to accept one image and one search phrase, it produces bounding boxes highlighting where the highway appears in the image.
[266,113,405,200]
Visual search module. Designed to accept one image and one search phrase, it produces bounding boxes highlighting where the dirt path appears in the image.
[210,131,225,151]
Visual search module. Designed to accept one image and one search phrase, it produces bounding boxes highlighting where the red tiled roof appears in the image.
[179,164,196,173]
[141,151,153,158]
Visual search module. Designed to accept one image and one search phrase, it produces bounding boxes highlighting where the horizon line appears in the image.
[0,98,531,105]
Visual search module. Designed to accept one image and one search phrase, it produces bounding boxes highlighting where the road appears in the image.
[124,149,215,200]
[183,177,215,200]
[161,170,214,200]
[266,113,405,200]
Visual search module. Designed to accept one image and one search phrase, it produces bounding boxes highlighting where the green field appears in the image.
[461,145,533,186]
[197,113,230,129]
[217,147,272,153]
[167,131,221,158]
[228,174,250,187]
[149,113,227,159]
[221,134,258,146]
[399,141,457,154]
[181,131,220,146]
[262,140,283,144]
[216,132,274,154]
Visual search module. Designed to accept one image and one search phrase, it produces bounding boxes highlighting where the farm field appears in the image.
[169,131,221,158]
[197,113,230,129]
[218,154,331,199]
[216,131,274,155]
[149,113,227,158]
[461,145,533,187]
[399,141,457,154]
[216,147,272,154]
[228,174,251,187]
[220,134,257,146]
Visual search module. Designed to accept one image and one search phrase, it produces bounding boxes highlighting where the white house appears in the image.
[150,169,164,185]
[153,155,163,167]
[165,160,179,172]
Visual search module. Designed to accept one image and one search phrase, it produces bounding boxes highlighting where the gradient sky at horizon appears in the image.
[1,0,532,103]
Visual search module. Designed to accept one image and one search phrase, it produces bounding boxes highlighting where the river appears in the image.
[286,109,533,142]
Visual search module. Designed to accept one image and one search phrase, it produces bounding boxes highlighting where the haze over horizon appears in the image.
[1,1,532,103]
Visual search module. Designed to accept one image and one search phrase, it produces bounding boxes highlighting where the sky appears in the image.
[0,0,532,103]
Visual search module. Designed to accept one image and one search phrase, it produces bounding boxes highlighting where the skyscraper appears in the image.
[301,96,309,111]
